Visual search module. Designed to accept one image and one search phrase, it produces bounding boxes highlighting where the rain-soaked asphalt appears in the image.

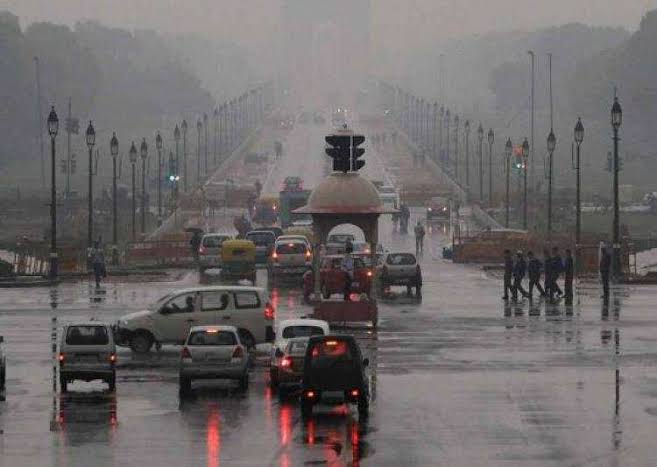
[2,218,657,467]
[3,120,657,466]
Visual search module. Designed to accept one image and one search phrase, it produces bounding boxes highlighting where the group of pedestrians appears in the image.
[503,247,574,303]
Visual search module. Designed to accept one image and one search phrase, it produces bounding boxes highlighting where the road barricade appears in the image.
[125,240,194,267]
[312,300,378,327]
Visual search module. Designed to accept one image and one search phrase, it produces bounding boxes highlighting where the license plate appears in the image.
[75,355,98,363]
[205,355,228,362]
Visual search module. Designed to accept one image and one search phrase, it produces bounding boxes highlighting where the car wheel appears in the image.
[301,400,313,418]
[239,373,249,391]
[108,372,116,392]
[60,377,68,393]
[321,284,331,300]
[179,376,192,395]
[129,332,154,354]
[269,367,279,387]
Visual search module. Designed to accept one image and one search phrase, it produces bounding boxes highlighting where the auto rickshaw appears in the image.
[220,239,257,283]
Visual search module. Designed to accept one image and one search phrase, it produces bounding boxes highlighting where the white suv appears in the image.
[59,322,116,393]
[115,286,275,353]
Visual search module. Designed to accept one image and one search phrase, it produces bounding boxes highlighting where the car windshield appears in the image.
[282,325,325,339]
[287,340,309,354]
[386,253,416,265]
[246,232,274,245]
[329,234,354,244]
[276,243,306,254]
[66,325,109,345]
[309,340,353,367]
[187,330,236,346]
[202,235,230,247]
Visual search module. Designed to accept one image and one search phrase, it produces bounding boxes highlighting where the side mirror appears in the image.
[362,358,369,368]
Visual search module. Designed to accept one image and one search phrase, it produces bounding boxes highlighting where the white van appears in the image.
[114,286,275,353]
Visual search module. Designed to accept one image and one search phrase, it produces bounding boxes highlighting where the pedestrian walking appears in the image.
[341,241,355,302]
[89,241,106,288]
[564,249,574,302]
[543,248,553,299]
[512,250,530,300]
[190,231,202,263]
[414,220,426,256]
[502,249,514,300]
[527,251,546,299]
[550,247,564,298]
[600,246,611,299]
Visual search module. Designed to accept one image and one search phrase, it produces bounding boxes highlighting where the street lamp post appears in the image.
[439,106,444,165]
[454,115,460,183]
[85,121,95,248]
[203,113,209,174]
[432,102,438,161]
[464,120,470,194]
[547,130,556,240]
[181,120,188,190]
[110,133,119,265]
[522,138,529,229]
[47,106,59,279]
[129,142,137,241]
[197,119,202,184]
[155,132,162,222]
[505,138,512,228]
[488,129,494,206]
[477,123,484,202]
[140,138,148,235]
[213,108,219,165]
[611,97,623,280]
[174,125,181,193]
[444,109,451,172]
[574,118,584,275]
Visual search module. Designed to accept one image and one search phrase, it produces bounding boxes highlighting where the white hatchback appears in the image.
[115,286,275,353]
[179,326,249,393]
[269,318,329,387]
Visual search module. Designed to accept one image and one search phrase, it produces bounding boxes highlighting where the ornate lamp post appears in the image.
[110,132,119,265]
[477,123,484,201]
[547,130,556,240]
[197,119,202,184]
[85,121,96,248]
[129,142,138,241]
[439,106,444,164]
[574,118,584,275]
[155,132,163,221]
[140,138,148,235]
[47,106,59,279]
[487,128,494,205]
[174,124,181,192]
[203,113,209,174]
[611,96,623,279]
[505,138,512,228]
[454,114,460,183]
[464,120,470,194]
[181,120,188,190]
[522,138,530,229]
[444,109,451,172]
[213,107,219,165]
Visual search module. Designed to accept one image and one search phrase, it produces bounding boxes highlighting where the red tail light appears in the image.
[232,346,244,358]
[181,347,192,359]
[264,302,275,320]
[109,353,117,364]
[280,356,292,368]
[198,245,206,254]
[350,389,360,398]
[305,390,316,399]
[366,270,373,277]
[305,249,312,259]
[58,352,65,364]
[272,251,278,261]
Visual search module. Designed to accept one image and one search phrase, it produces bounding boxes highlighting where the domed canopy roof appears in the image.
[294,172,389,214]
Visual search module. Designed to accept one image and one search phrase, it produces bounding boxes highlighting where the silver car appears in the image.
[198,233,232,272]
[379,252,422,296]
[59,322,117,393]
[179,325,249,393]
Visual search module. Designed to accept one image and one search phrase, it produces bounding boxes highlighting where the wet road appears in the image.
[3,119,657,466]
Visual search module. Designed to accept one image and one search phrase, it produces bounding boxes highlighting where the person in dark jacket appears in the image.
[543,249,552,299]
[512,250,530,300]
[527,251,546,299]
[551,247,564,298]
[564,249,574,302]
[600,246,611,299]
[503,249,514,300]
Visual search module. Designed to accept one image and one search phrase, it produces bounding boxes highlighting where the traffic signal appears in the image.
[324,133,366,173]
[351,135,365,171]
[325,134,351,173]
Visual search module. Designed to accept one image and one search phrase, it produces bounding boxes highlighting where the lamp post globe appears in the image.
[174,125,180,142]
[129,142,137,164]
[85,121,95,148]
[611,97,622,130]
[111,132,119,157]
[487,128,494,146]
[181,119,188,135]
[140,138,148,160]
[156,133,162,151]
[547,131,556,153]
[574,118,584,145]
[48,106,59,137]
[477,123,484,142]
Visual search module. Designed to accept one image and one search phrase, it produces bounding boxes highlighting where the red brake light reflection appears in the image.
[264,303,275,320]
[281,356,292,368]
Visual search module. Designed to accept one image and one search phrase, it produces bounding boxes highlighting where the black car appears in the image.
[300,335,369,417]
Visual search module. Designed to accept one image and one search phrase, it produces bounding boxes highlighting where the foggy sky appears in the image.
[4,0,657,52]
